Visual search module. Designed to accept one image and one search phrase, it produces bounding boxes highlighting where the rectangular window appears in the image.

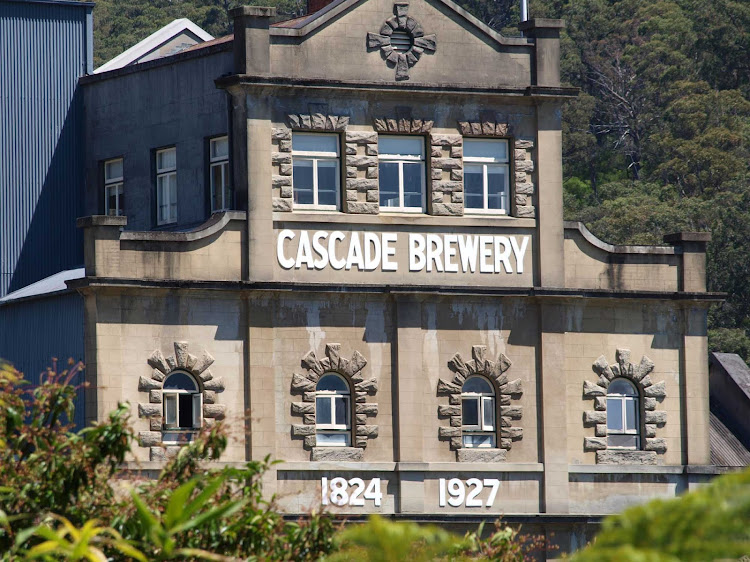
[104,158,124,216]
[292,133,339,210]
[463,139,510,214]
[210,136,231,212]
[378,136,425,212]
[607,395,640,448]
[156,147,177,225]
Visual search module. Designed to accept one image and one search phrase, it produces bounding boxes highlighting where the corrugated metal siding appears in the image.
[0,292,86,428]
[0,1,92,297]
[710,412,750,467]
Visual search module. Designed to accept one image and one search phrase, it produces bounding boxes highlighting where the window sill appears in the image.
[457,448,507,463]
[311,447,363,462]
[595,450,658,465]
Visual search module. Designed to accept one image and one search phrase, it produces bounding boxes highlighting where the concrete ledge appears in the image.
[76,215,128,228]
[275,212,536,229]
[569,464,683,475]
[664,232,711,244]
[564,221,677,255]
[120,211,246,242]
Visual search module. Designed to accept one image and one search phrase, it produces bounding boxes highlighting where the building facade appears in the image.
[74,0,721,552]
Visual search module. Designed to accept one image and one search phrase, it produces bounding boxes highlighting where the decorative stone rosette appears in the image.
[457,119,536,219]
[138,341,225,461]
[271,112,350,213]
[582,348,667,465]
[437,345,523,462]
[290,344,378,461]
[367,2,436,80]
[429,133,463,216]
[344,131,379,215]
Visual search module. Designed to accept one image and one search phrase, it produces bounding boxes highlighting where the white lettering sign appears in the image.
[277,230,530,274]
[321,476,383,507]
[438,478,500,508]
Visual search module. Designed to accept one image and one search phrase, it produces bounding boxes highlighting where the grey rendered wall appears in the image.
[0,292,86,428]
[83,50,233,231]
[0,0,93,296]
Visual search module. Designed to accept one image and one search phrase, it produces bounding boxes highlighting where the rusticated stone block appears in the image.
[516,182,534,195]
[438,379,462,395]
[138,376,162,392]
[271,152,291,165]
[279,163,292,175]
[449,394,461,405]
[347,155,377,167]
[500,379,523,396]
[644,381,666,398]
[347,178,378,191]
[644,397,657,410]
[501,427,523,439]
[292,373,316,393]
[326,346,342,365]
[500,438,512,450]
[272,127,292,141]
[595,424,607,437]
[311,447,363,461]
[280,185,293,198]
[203,377,225,392]
[366,166,378,179]
[303,414,315,425]
[149,390,162,403]
[449,436,463,450]
[273,197,292,212]
[596,450,658,465]
[148,350,170,374]
[150,447,167,462]
[138,403,161,418]
[430,134,462,146]
[645,411,667,425]
[584,411,607,425]
[356,403,378,415]
[203,390,216,404]
[272,175,292,187]
[356,425,378,437]
[457,448,506,462]
[439,426,461,437]
[279,139,292,152]
[583,437,607,451]
[645,424,657,437]
[583,380,607,397]
[139,431,162,447]
[199,370,213,382]
[438,405,460,417]
[292,402,314,415]
[150,418,162,431]
[645,438,667,453]
[515,139,534,149]
[516,205,536,218]
[355,378,378,393]
[432,203,463,216]
[174,342,189,367]
[636,356,655,379]
[432,158,462,169]
[450,416,462,427]
[515,159,534,173]
[346,201,379,214]
[640,375,653,387]
[203,404,226,419]
[356,413,367,424]
[346,131,378,143]
[292,424,315,437]
[500,405,523,419]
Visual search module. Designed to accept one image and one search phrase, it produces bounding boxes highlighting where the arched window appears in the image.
[607,378,639,449]
[163,371,202,430]
[315,373,351,447]
[461,376,495,448]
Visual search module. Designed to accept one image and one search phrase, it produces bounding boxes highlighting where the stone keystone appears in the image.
[174,342,189,368]
[471,345,486,364]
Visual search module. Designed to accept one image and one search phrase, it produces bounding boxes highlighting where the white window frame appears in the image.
[156,147,177,225]
[606,379,640,449]
[378,135,426,213]
[162,372,202,434]
[461,376,496,448]
[209,136,231,212]
[104,158,124,217]
[315,373,351,447]
[463,138,510,215]
[292,133,340,211]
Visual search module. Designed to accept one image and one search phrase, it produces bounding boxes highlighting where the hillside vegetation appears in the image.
[92,0,750,358]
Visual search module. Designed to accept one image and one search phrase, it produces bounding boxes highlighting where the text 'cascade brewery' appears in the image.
[276,229,530,274]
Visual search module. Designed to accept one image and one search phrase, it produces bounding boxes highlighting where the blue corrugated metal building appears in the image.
[0,0,92,424]
[0,0,93,297]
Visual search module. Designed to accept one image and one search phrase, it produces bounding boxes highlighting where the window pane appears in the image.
[482,396,494,430]
[463,434,495,448]
[164,372,198,391]
[625,398,637,430]
[211,164,225,211]
[316,396,332,425]
[608,434,638,448]
[317,160,338,206]
[192,393,201,428]
[211,137,228,159]
[178,393,192,428]
[462,398,479,426]
[379,162,400,207]
[462,377,493,394]
[379,136,423,158]
[487,166,508,211]
[317,374,349,392]
[402,163,423,208]
[105,159,123,181]
[164,394,177,425]
[464,139,507,161]
[464,165,483,209]
[609,379,637,396]
[317,432,349,446]
[334,396,348,426]
[607,398,624,432]
[293,159,314,205]
[293,134,338,155]
[106,184,122,216]
[157,148,176,171]
[169,174,177,221]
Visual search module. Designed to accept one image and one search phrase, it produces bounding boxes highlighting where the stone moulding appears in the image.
[367,2,437,81]
[429,134,463,216]
[437,345,523,461]
[290,344,378,457]
[344,130,380,214]
[138,341,224,461]
[582,348,667,464]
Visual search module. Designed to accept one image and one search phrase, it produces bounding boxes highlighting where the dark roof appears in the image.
[710,412,750,467]
[711,352,750,402]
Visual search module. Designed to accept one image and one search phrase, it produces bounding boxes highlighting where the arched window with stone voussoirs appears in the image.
[315,373,351,447]
[461,376,496,448]
[162,371,202,432]
[606,378,640,449]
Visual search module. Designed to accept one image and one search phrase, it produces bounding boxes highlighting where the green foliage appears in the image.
[708,328,750,364]
[570,468,750,561]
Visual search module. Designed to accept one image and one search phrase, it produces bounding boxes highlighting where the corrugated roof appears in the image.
[0,268,84,305]
[710,412,750,467]
[182,34,233,53]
